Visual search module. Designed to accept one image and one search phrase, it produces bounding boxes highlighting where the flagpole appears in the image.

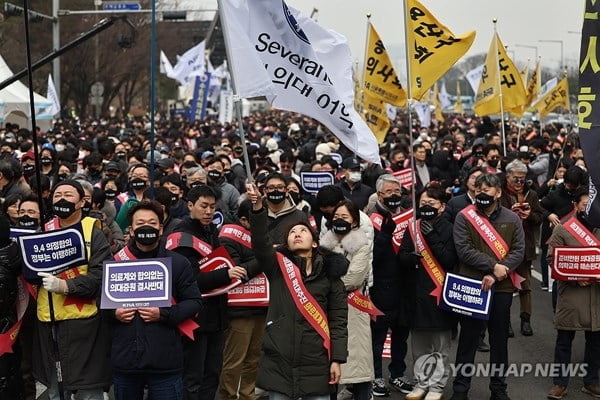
[217,0,254,183]
[402,0,419,254]
[358,14,371,116]
[148,0,157,198]
[493,20,507,157]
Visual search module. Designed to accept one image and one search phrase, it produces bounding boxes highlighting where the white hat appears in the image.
[315,143,331,157]
[266,138,278,152]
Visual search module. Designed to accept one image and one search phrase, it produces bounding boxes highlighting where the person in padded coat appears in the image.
[246,183,349,400]
[398,184,458,400]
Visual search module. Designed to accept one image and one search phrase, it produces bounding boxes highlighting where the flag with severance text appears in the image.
[168,41,206,86]
[364,22,407,107]
[220,0,380,164]
[579,0,600,227]
[532,77,569,117]
[406,0,476,100]
[361,93,390,144]
[474,33,527,116]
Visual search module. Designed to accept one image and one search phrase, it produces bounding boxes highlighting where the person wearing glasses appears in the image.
[261,173,307,245]
[500,160,543,337]
[481,144,502,174]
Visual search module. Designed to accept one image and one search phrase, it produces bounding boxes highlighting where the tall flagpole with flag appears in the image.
[493,20,507,156]
[47,74,60,117]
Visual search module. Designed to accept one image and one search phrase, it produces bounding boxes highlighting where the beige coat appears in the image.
[547,223,600,331]
[321,228,375,384]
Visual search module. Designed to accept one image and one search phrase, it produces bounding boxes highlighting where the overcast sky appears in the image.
[286,0,584,73]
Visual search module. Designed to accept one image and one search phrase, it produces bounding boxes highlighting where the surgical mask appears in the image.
[53,198,76,219]
[134,225,160,246]
[130,178,147,190]
[419,205,439,221]
[383,194,402,210]
[18,215,38,229]
[347,171,362,183]
[316,154,323,161]
[266,190,286,204]
[55,144,66,152]
[332,218,352,235]
[475,193,495,211]
[105,190,117,200]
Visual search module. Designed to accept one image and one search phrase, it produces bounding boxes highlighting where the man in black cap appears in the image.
[337,157,375,210]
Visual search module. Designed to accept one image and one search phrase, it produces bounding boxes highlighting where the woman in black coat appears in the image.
[246,183,348,400]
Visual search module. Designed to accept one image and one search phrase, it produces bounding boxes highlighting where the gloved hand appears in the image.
[420,220,434,236]
[381,215,397,235]
[38,272,69,294]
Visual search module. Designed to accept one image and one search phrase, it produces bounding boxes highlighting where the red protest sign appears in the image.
[392,168,413,188]
[198,247,242,296]
[552,247,600,281]
[227,273,269,307]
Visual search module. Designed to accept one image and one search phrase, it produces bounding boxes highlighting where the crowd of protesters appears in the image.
[0,108,597,400]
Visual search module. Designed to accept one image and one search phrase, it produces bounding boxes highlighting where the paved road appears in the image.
[36,259,588,400]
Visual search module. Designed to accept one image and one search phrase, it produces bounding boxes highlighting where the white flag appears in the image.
[168,41,206,85]
[160,50,174,76]
[220,0,380,164]
[386,104,397,121]
[539,77,558,98]
[414,102,431,128]
[466,64,484,94]
[47,74,60,116]
[439,81,452,110]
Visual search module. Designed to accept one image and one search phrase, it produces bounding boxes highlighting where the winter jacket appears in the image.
[172,217,228,333]
[398,216,457,330]
[453,204,525,293]
[215,180,241,223]
[443,192,474,223]
[266,199,308,245]
[540,183,577,243]
[500,188,543,261]
[337,180,375,210]
[547,222,600,331]
[320,229,374,385]
[106,243,202,374]
[249,208,348,399]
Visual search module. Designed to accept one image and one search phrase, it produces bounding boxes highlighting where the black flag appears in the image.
[579,0,600,227]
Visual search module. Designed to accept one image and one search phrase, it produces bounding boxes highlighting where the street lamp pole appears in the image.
[515,44,538,61]
[539,39,564,70]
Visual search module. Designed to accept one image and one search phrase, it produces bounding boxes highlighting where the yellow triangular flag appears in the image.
[455,81,464,114]
[406,0,476,100]
[361,93,391,144]
[432,83,444,122]
[525,59,541,107]
[364,22,407,107]
[520,62,529,86]
[474,33,527,116]
[532,77,570,117]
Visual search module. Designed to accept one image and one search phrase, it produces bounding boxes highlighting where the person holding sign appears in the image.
[451,173,524,400]
[169,185,247,400]
[32,179,112,400]
[546,188,600,400]
[398,184,458,400]
[246,182,349,400]
[106,200,202,400]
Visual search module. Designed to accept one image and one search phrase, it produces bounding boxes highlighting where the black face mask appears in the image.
[105,173,118,180]
[528,153,537,162]
[552,148,561,156]
[170,194,179,204]
[577,211,588,223]
[383,194,402,209]
[82,201,92,216]
[425,149,433,158]
[53,198,76,219]
[487,158,499,168]
[105,189,117,200]
[208,170,222,181]
[41,157,53,166]
[88,168,101,177]
[332,218,352,235]
[130,178,147,190]
[18,215,38,229]
[190,181,203,189]
[181,175,187,184]
[266,190,286,204]
[419,205,439,221]
[115,152,126,159]
[57,173,68,182]
[134,225,160,246]
[224,170,233,180]
[22,164,35,175]
[475,193,495,211]
[289,191,301,205]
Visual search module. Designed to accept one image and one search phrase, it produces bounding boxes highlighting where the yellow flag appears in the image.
[432,83,444,122]
[519,62,529,86]
[525,59,541,107]
[532,77,570,117]
[364,23,407,107]
[361,93,390,144]
[406,0,476,100]
[474,33,527,116]
[454,81,464,114]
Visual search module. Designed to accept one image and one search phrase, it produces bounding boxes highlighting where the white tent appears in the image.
[0,55,54,130]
